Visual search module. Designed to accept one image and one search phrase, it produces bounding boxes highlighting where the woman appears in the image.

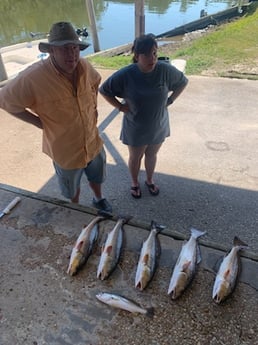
[99,34,188,198]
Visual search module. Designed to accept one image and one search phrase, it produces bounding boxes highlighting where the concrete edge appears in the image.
[1,182,257,262]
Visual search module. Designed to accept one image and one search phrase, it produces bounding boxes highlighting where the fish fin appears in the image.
[100,230,110,250]
[233,236,248,248]
[196,245,202,264]
[142,254,149,265]
[182,261,191,272]
[76,240,84,252]
[105,245,113,255]
[155,237,162,259]
[213,256,224,273]
[223,269,231,279]
[89,226,99,242]
[100,243,105,253]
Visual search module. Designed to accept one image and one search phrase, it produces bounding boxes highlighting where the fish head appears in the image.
[96,292,108,302]
[67,250,84,276]
[170,271,188,300]
[135,266,151,291]
[96,292,117,304]
[212,280,230,304]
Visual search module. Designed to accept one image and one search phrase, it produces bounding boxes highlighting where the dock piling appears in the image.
[0,54,8,82]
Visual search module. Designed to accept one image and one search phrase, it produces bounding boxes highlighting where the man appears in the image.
[0,22,112,212]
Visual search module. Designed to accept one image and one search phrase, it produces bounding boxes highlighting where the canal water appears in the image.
[0,0,234,54]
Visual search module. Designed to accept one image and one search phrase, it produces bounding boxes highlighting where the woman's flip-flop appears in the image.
[145,181,159,196]
[131,185,142,199]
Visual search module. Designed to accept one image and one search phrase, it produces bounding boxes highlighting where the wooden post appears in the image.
[85,0,100,52]
[135,0,145,38]
[0,53,8,82]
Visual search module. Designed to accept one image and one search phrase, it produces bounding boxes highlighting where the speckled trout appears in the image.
[97,216,128,280]
[67,212,111,276]
[168,227,206,299]
[212,236,248,304]
[135,221,163,291]
[96,292,154,317]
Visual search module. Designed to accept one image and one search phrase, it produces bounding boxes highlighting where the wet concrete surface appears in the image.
[0,188,258,345]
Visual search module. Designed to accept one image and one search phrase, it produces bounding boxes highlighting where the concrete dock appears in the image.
[0,186,258,345]
[0,63,258,344]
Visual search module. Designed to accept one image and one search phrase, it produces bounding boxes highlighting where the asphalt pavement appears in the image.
[1,71,258,253]
[0,71,258,344]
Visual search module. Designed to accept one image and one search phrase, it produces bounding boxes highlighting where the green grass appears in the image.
[88,54,132,69]
[87,3,258,78]
[173,3,258,76]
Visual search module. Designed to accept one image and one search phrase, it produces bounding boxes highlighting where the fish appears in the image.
[168,227,206,299]
[96,292,154,317]
[212,236,248,304]
[97,216,128,280]
[135,220,164,291]
[67,211,111,276]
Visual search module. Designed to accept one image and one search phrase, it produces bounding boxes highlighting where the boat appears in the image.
[155,4,250,38]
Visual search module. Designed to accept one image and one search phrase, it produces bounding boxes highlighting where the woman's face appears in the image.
[135,46,158,73]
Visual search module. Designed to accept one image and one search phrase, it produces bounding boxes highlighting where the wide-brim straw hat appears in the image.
[39,22,90,53]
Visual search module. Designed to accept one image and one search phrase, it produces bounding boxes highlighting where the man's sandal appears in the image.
[131,185,142,199]
[145,181,159,196]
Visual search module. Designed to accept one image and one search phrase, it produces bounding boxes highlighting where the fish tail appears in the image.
[190,227,206,239]
[97,210,113,218]
[233,236,248,249]
[150,220,157,229]
[145,306,155,318]
[150,220,165,233]
[117,214,133,224]
[150,220,158,233]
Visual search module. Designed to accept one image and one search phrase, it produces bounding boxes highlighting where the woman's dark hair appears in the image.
[131,33,157,63]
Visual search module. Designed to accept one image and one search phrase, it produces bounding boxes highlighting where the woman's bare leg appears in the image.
[128,145,147,190]
[144,143,163,186]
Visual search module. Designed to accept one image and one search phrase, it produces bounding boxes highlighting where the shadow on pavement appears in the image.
[38,156,258,254]
[37,102,258,253]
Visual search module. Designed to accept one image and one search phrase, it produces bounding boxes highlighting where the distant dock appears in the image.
[0,39,48,86]
[156,3,250,38]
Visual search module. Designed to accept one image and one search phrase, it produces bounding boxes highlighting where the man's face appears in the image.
[50,44,80,74]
